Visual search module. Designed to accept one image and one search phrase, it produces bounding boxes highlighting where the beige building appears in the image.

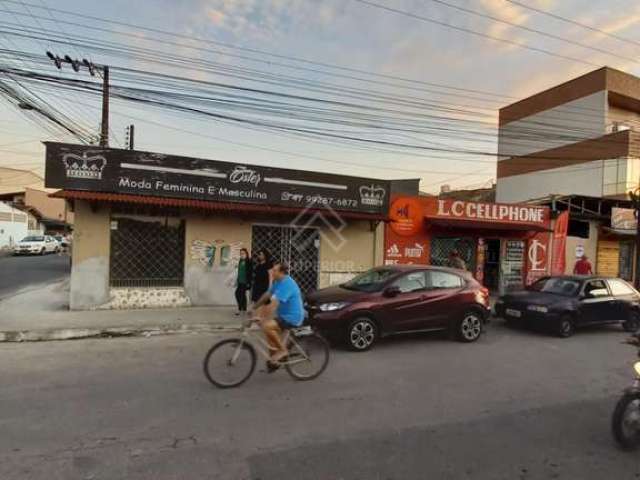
[0,167,73,232]
[44,142,415,310]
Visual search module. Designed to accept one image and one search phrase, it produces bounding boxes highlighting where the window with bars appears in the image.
[109,216,185,287]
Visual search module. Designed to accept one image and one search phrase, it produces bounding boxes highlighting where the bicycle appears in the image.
[203,319,330,388]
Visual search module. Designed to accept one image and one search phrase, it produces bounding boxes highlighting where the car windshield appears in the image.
[21,236,44,242]
[342,268,397,292]
[529,277,581,296]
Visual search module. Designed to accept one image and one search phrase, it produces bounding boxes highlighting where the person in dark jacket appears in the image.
[251,248,274,305]
[234,248,253,315]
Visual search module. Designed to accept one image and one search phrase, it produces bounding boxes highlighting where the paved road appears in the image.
[1,322,639,479]
[0,253,70,299]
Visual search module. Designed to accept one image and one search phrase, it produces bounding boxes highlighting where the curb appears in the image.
[0,323,240,343]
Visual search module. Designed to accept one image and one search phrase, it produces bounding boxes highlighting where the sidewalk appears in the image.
[0,280,241,342]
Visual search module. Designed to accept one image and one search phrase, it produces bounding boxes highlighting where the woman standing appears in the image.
[251,248,273,305]
[234,248,253,315]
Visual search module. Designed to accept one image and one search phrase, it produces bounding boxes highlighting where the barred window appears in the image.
[109,216,185,287]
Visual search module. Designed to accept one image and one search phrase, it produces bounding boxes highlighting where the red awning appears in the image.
[51,190,388,221]
[425,217,552,232]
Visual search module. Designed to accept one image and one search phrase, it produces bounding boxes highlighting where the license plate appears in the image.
[506,308,522,318]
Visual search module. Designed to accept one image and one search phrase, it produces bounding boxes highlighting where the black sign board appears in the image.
[44,143,390,214]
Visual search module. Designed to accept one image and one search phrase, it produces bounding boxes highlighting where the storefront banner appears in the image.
[525,232,550,285]
[425,198,549,228]
[612,207,637,231]
[550,212,569,275]
[384,226,429,265]
[44,143,390,214]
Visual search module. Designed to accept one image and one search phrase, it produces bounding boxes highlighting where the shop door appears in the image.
[251,225,319,294]
[619,242,634,281]
[500,240,525,294]
[597,240,620,278]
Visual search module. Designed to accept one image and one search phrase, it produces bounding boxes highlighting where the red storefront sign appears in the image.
[550,211,569,275]
[425,199,549,227]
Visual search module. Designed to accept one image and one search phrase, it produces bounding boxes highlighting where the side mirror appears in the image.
[383,285,401,297]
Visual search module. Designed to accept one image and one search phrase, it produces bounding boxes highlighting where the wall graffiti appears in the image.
[190,239,243,269]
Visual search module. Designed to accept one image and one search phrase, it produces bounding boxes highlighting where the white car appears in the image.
[13,235,60,255]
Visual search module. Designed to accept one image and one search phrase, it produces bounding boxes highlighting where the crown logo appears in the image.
[62,152,107,180]
[359,184,386,206]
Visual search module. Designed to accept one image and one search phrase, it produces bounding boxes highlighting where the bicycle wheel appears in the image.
[285,333,330,381]
[203,338,256,388]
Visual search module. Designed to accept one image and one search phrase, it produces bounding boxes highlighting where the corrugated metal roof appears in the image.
[51,190,388,221]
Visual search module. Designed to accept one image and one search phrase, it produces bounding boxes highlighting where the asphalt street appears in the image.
[1,322,639,479]
[0,253,70,299]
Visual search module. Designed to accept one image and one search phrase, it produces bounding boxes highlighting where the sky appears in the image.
[1,0,640,193]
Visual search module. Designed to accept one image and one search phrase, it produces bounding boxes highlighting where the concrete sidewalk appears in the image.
[0,280,241,342]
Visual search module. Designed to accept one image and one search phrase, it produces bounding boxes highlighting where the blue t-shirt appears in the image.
[270,276,304,326]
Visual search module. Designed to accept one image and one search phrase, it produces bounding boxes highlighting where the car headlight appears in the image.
[634,362,640,377]
[318,302,350,312]
[527,305,548,313]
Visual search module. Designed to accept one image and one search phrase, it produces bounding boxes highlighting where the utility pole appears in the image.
[100,66,109,148]
[46,51,109,147]
[630,186,640,289]
[125,124,135,150]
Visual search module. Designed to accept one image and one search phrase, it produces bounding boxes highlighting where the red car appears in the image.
[306,265,490,351]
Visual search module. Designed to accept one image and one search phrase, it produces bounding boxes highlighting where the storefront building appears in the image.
[384,196,553,294]
[44,142,416,310]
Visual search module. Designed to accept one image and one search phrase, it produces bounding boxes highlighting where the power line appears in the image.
[504,0,640,50]
[424,0,640,65]
[351,0,601,67]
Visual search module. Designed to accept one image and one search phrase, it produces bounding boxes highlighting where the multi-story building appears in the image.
[497,66,640,202]
[496,67,640,281]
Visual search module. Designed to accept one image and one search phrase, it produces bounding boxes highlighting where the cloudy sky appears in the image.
[1,0,640,192]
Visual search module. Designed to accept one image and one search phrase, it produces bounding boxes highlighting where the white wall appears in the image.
[496,159,605,203]
[0,203,28,249]
[498,91,607,159]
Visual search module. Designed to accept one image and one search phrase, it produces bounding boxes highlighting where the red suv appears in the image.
[306,265,490,351]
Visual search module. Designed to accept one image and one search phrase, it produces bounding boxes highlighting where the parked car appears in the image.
[53,235,70,248]
[495,276,640,337]
[13,235,59,255]
[306,265,491,351]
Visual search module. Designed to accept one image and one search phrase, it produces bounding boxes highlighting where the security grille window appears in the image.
[251,225,319,294]
[430,237,476,272]
[109,216,185,287]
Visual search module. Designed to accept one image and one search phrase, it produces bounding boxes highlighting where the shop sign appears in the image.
[525,232,550,285]
[389,196,423,236]
[427,199,548,226]
[612,207,636,231]
[44,143,390,214]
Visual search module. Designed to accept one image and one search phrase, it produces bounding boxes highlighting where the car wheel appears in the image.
[346,317,377,351]
[556,315,575,338]
[623,313,640,333]
[40,248,46,255]
[457,311,483,343]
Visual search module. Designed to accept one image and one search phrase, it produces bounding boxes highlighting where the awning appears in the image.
[425,217,552,233]
[602,227,636,237]
[51,190,388,221]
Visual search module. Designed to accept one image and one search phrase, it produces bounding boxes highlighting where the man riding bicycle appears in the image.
[251,262,304,369]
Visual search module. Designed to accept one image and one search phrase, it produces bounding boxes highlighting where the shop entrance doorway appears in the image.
[251,225,319,294]
[430,236,477,272]
[483,239,501,292]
